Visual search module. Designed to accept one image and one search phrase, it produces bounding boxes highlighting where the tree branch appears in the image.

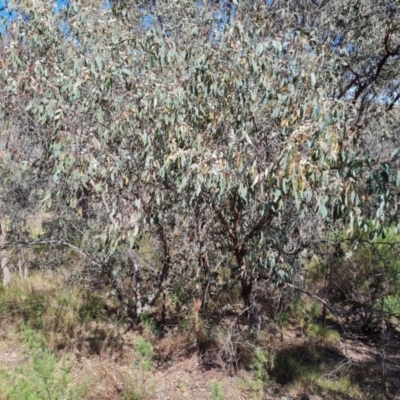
[286,283,385,317]
[0,239,103,268]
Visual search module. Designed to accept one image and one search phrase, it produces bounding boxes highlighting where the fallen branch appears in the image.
[286,283,390,317]
[1,239,103,268]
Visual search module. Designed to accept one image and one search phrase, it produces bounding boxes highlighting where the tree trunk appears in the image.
[1,224,11,286]
[236,251,253,306]
[241,276,253,307]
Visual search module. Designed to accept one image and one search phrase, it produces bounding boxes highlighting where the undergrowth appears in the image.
[0,271,395,399]
[0,273,116,351]
[0,325,85,400]
[122,337,156,400]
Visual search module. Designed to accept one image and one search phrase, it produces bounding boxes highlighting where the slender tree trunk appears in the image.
[133,259,144,318]
[1,224,10,286]
[195,214,205,333]
[157,225,170,330]
[194,263,201,333]
[18,251,24,279]
[200,252,211,312]
[126,248,145,320]
[241,275,253,307]
[139,225,172,328]
[236,250,262,335]
[236,251,253,306]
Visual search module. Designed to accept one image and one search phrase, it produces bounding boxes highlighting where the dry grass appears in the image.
[0,273,399,399]
[0,272,121,353]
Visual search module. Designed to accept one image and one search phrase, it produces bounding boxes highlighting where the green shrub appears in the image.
[379,294,400,315]
[309,301,320,322]
[250,347,269,383]
[276,311,290,329]
[312,228,400,330]
[211,381,225,400]
[134,337,154,371]
[0,326,84,400]
[139,313,157,336]
[122,337,155,400]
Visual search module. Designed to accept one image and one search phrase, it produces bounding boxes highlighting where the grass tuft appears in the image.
[0,273,117,352]
[0,324,85,400]
[211,381,225,400]
[122,337,155,400]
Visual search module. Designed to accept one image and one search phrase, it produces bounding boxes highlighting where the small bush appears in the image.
[0,325,84,400]
[250,347,269,383]
[134,337,154,371]
[307,323,340,345]
[301,372,361,397]
[139,312,157,336]
[210,381,225,400]
[236,374,264,400]
[322,229,400,329]
[380,294,400,315]
[276,311,290,329]
[122,337,155,400]
[271,350,303,384]
[122,372,156,400]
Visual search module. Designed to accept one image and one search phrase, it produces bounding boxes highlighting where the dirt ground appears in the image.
[1,318,399,399]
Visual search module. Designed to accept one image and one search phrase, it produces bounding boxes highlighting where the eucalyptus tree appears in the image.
[1,0,399,326]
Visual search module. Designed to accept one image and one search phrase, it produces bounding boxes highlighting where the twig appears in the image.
[324,357,353,378]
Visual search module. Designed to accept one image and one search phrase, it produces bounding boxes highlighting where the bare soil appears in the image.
[0,316,399,399]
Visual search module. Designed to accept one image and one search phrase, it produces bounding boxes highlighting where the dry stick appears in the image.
[219,306,252,370]
[3,247,26,279]
[285,283,377,317]
[324,357,353,378]
[285,282,400,354]
[241,205,276,247]
[1,239,102,268]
